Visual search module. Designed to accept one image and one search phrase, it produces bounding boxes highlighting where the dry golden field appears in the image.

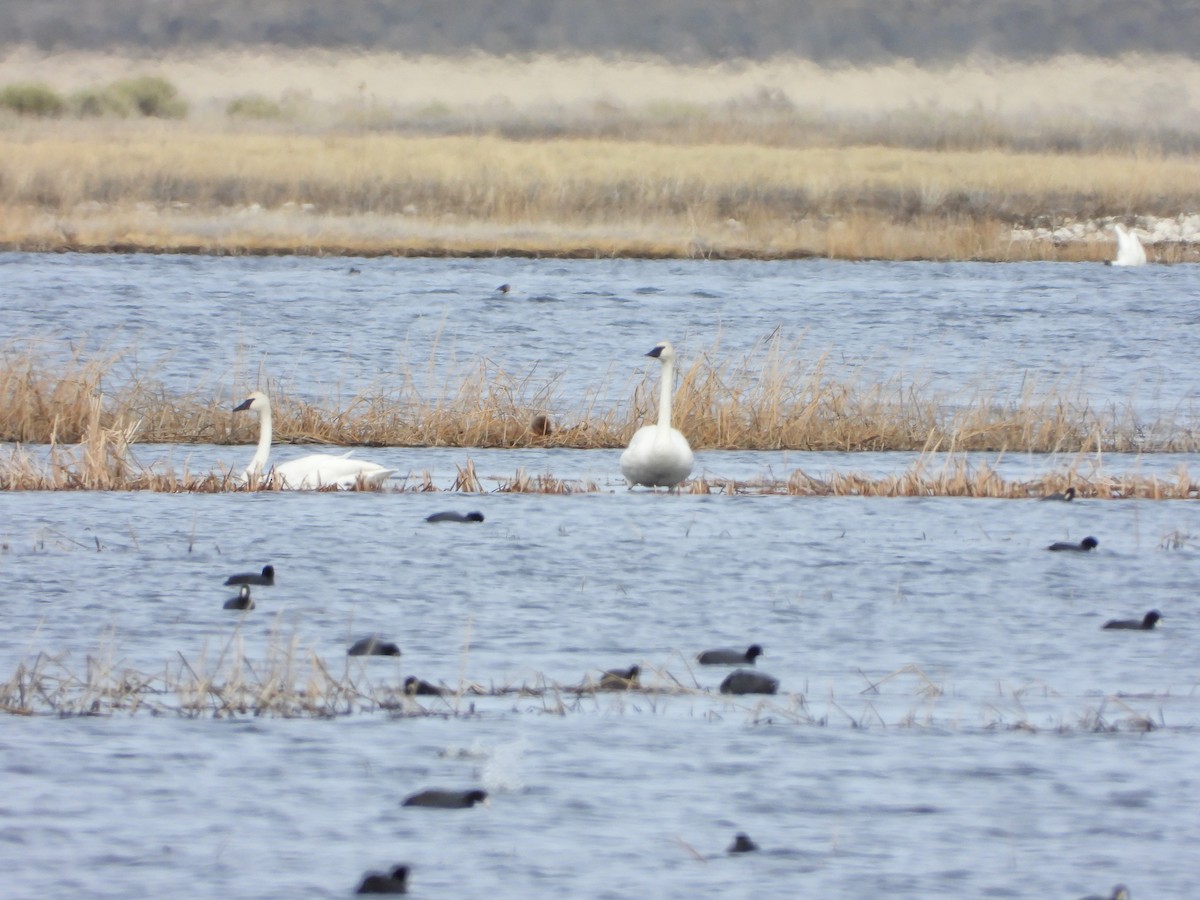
[1,49,1198,260]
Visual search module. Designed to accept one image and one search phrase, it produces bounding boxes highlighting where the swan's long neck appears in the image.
[247,403,273,477]
[656,356,676,431]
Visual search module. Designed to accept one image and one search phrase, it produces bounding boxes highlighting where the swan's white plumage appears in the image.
[233,391,396,489]
[620,341,694,488]
[1111,223,1147,267]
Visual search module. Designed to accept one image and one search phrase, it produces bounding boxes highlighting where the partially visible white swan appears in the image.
[620,341,694,488]
[232,391,396,489]
[1110,223,1147,267]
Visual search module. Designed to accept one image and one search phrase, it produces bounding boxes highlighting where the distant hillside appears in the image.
[1,0,1196,63]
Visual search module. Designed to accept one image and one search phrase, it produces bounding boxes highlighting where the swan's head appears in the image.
[233,391,270,414]
[646,341,676,361]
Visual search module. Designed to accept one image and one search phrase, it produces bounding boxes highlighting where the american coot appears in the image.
[1078,886,1130,900]
[425,511,485,523]
[223,585,254,610]
[1047,536,1099,552]
[720,669,779,695]
[355,864,409,894]
[404,676,448,696]
[233,391,396,489]
[1102,611,1162,630]
[348,637,402,657]
[619,341,694,488]
[728,833,759,853]
[1040,486,1077,501]
[697,644,763,666]
[599,665,640,690]
[224,564,275,586]
[402,788,488,809]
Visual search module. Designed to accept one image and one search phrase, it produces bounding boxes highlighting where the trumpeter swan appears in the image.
[1110,223,1147,266]
[620,341,694,487]
[233,391,396,490]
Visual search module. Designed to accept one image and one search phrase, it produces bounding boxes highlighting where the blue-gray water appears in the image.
[2,254,1199,898]
[3,253,1200,425]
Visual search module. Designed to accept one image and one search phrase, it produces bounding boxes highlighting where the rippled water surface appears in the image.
[4,252,1200,424]
[3,253,1200,899]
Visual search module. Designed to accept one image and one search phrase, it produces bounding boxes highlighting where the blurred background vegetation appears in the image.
[0,0,1196,63]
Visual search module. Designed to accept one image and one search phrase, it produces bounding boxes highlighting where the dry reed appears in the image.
[0,640,1167,733]
[4,336,1196,458]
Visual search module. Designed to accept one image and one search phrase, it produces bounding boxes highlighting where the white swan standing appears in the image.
[1110,223,1147,266]
[620,341,694,488]
[232,391,396,489]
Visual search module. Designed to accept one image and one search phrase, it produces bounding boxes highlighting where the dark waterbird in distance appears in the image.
[402,788,488,809]
[1040,486,1077,501]
[599,665,640,690]
[720,669,779,695]
[697,644,763,666]
[1047,536,1099,552]
[404,676,448,696]
[348,636,402,656]
[355,864,409,894]
[1102,611,1162,630]
[425,511,485,523]
[224,564,275,586]
[728,833,759,853]
[223,585,254,610]
[1078,885,1130,900]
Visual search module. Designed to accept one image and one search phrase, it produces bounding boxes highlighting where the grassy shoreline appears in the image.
[2,51,1199,260]
[1,125,1196,261]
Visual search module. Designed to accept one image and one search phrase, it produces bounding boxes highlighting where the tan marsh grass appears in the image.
[0,639,1170,732]
[4,50,1198,258]
[3,336,1198,460]
[0,124,1197,260]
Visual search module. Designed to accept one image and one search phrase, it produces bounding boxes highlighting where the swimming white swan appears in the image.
[1110,223,1147,267]
[232,391,396,489]
[620,341,694,488]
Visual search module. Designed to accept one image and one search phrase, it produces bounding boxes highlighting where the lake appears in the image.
[1,253,1198,898]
